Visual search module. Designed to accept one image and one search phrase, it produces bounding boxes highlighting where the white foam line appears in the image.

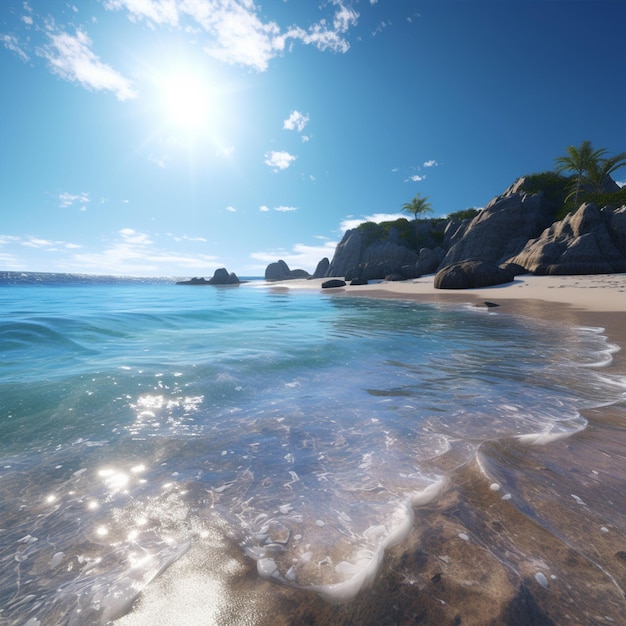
[305,479,447,603]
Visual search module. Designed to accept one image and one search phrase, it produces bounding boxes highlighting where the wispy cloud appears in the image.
[274,205,297,212]
[423,160,438,167]
[1,34,29,62]
[225,205,237,212]
[249,240,338,272]
[340,212,405,232]
[406,174,426,182]
[58,191,90,210]
[264,150,296,171]
[39,26,137,100]
[283,110,310,133]
[72,228,219,275]
[21,236,81,250]
[105,0,359,71]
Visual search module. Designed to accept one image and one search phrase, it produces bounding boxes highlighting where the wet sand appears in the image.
[123,274,626,626]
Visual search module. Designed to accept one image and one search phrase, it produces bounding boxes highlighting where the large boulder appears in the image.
[264,260,310,281]
[439,182,556,268]
[508,203,626,274]
[416,247,445,275]
[312,257,330,279]
[208,268,240,285]
[434,261,515,289]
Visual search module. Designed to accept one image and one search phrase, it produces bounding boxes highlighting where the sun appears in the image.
[159,71,214,132]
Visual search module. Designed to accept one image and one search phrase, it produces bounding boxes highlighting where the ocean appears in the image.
[0,275,624,624]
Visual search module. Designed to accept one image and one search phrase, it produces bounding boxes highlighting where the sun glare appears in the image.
[160,72,213,131]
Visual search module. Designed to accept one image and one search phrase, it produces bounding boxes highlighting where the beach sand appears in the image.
[122,274,626,626]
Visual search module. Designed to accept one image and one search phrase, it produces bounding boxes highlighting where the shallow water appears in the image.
[0,281,623,623]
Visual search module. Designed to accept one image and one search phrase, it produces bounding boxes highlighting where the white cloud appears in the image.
[259,205,270,212]
[71,228,219,275]
[216,145,235,158]
[39,27,137,101]
[283,110,310,132]
[1,34,30,62]
[274,205,297,212]
[58,191,90,209]
[105,0,358,71]
[249,240,337,273]
[340,212,405,232]
[264,150,296,171]
[406,174,426,182]
[225,205,237,212]
[423,160,438,167]
[616,180,625,188]
[119,228,153,245]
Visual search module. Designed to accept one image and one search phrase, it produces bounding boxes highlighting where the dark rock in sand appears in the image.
[350,277,368,286]
[434,260,515,289]
[399,264,422,279]
[385,273,406,282]
[322,279,346,289]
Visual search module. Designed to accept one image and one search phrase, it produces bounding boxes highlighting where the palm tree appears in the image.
[585,151,626,193]
[401,193,433,220]
[554,140,606,204]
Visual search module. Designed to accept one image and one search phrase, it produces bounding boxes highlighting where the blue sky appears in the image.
[1,0,625,277]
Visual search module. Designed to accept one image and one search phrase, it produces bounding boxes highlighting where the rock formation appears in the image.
[177,268,241,285]
[508,203,626,274]
[439,182,556,268]
[264,260,311,281]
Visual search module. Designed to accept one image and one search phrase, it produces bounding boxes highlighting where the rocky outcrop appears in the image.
[508,203,626,274]
[327,229,364,278]
[177,268,240,285]
[209,268,241,284]
[265,260,310,281]
[434,261,515,289]
[312,257,330,279]
[416,247,446,275]
[440,185,556,268]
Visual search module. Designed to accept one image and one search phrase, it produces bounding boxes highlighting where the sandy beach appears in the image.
[120,274,626,626]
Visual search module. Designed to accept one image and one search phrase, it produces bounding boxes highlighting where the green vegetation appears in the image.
[401,193,433,220]
[447,208,480,221]
[357,218,418,248]
[554,140,626,205]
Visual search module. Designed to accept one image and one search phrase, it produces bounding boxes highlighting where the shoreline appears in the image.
[248,273,626,625]
[120,274,626,625]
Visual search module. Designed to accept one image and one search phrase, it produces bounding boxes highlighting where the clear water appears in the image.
[0,281,623,622]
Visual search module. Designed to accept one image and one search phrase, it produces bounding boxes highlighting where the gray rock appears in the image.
[508,203,626,274]
[328,229,363,278]
[399,264,421,279]
[208,268,240,285]
[322,279,346,289]
[312,257,330,279]
[415,247,443,275]
[265,260,292,281]
[434,261,515,289]
[440,187,555,268]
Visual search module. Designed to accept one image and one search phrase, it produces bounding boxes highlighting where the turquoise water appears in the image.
[0,281,623,622]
